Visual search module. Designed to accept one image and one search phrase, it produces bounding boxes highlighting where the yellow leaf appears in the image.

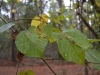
[84,27,88,31]
[70,25,74,29]
[49,37,55,43]
[41,13,48,23]
[12,9,15,13]
[31,13,48,27]
[17,0,20,2]
[31,16,42,27]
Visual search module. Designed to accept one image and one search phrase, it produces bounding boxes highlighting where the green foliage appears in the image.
[18,70,35,75]
[15,26,48,58]
[85,49,100,63]
[57,37,85,65]
[2,0,100,72]
[48,17,62,25]
[57,14,65,21]
[62,28,92,49]
[43,24,54,38]
[85,49,100,70]
[88,39,100,43]
[0,22,15,33]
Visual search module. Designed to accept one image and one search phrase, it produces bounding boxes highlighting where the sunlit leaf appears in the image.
[57,38,85,65]
[84,27,88,31]
[62,29,92,49]
[0,22,15,33]
[41,13,48,23]
[31,16,42,27]
[17,0,20,3]
[31,13,48,27]
[15,26,47,58]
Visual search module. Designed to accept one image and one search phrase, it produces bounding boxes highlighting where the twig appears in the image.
[77,12,98,38]
[0,16,7,23]
[41,58,57,75]
[85,65,96,75]
[8,18,48,24]
[16,61,20,75]
[17,19,27,31]
[42,1,48,12]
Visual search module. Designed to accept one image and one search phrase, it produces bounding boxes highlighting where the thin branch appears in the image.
[8,18,48,24]
[77,12,98,39]
[43,1,48,12]
[17,19,27,31]
[41,58,57,75]
[85,65,96,75]
[16,61,20,75]
[0,16,7,23]
[90,0,100,13]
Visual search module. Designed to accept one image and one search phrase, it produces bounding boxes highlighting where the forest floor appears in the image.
[0,58,100,75]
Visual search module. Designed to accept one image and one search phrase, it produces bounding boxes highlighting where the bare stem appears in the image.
[41,58,57,75]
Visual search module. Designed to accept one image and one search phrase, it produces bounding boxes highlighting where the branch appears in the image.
[77,12,98,39]
[85,65,96,75]
[41,58,57,75]
[90,0,100,13]
[8,18,48,24]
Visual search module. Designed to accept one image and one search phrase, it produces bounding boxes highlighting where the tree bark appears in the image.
[11,3,17,63]
[77,12,98,38]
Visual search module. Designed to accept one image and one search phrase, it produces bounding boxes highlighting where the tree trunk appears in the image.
[11,4,17,63]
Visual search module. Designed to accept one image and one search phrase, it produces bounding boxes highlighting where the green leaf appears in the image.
[0,22,15,33]
[57,38,85,65]
[85,50,100,63]
[43,24,53,38]
[92,64,100,70]
[67,15,72,19]
[18,70,35,75]
[57,14,65,21]
[88,39,100,43]
[15,26,48,58]
[18,71,25,75]
[85,50,100,70]
[52,32,62,41]
[26,70,36,75]
[63,29,92,49]
[48,17,62,25]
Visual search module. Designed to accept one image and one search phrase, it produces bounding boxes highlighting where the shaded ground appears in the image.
[0,58,100,75]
